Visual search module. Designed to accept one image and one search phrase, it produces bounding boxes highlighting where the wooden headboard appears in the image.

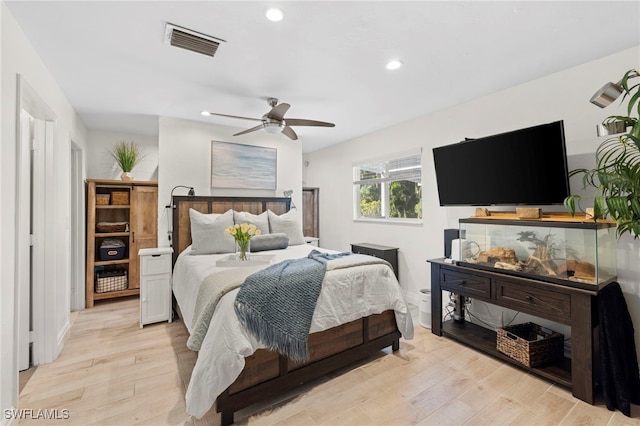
[171,195,291,265]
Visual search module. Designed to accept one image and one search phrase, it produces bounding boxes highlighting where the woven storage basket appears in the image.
[111,191,129,205]
[496,322,564,367]
[96,221,129,233]
[95,269,127,293]
[96,194,110,205]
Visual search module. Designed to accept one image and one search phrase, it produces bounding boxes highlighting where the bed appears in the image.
[171,195,413,425]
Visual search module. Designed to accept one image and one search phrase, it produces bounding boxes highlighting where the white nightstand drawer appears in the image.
[141,253,171,276]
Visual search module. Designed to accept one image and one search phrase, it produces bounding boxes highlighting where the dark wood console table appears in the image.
[429,258,610,404]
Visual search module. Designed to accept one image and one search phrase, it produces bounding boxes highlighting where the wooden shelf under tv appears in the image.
[469,210,615,224]
[441,320,572,388]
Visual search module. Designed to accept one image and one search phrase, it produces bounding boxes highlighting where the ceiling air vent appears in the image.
[164,23,225,57]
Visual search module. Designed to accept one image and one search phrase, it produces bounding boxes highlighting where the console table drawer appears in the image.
[440,269,491,298]
[496,280,571,323]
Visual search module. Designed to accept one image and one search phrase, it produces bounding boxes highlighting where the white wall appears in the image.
[1,3,88,419]
[304,46,640,357]
[158,117,303,248]
[0,4,6,423]
[86,129,159,181]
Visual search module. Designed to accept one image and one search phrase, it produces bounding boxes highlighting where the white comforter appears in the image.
[173,244,414,419]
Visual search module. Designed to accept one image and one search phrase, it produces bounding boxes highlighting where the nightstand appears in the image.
[350,243,398,280]
[139,247,173,328]
[304,236,320,247]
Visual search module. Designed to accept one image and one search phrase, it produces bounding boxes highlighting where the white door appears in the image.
[16,113,46,371]
[16,111,32,371]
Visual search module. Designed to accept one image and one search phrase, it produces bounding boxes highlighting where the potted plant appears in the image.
[564,69,640,238]
[108,141,143,181]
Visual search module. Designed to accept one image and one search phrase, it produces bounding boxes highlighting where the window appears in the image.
[353,150,422,221]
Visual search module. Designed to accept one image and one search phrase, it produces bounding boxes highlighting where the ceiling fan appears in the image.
[201,98,335,140]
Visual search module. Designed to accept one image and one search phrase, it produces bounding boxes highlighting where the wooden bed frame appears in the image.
[172,195,401,425]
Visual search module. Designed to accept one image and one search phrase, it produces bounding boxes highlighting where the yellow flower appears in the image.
[255,229,262,236]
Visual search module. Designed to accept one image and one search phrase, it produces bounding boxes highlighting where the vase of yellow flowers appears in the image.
[225,223,261,261]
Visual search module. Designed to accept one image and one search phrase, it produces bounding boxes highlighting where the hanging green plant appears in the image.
[565,69,640,238]
[108,141,143,173]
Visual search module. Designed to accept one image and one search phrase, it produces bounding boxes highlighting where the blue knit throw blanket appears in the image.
[234,250,351,361]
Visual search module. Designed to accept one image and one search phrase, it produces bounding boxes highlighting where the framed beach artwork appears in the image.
[211,141,277,189]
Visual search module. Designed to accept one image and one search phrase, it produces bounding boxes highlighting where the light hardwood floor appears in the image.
[18,297,640,425]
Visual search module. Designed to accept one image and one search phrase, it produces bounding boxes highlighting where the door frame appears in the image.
[70,142,85,311]
[15,75,59,367]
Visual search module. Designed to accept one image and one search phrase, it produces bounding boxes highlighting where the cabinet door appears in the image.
[140,275,170,325]
[129,185,158,288]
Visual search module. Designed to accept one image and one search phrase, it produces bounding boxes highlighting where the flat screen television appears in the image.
[432,120,570,206]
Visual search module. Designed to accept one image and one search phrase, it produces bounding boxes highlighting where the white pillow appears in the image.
[267,209,305,246]
[233,210,270,235]
[189,208,235,255]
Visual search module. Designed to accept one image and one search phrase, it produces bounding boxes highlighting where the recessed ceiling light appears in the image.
[385,59,404,70]
[265,8,284,22]
[200,111,211,116]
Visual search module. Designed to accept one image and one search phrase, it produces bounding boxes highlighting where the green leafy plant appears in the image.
[108,141,143,173]
[565,69,640,238]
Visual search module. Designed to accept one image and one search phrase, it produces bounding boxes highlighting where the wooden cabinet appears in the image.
[429,258,606,404]
[86,179,158,307]
[351,243,398,280]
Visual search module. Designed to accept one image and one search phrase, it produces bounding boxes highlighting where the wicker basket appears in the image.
[96,194,110,205]
[111,191,130,205]
[496,322,564,367]
[95,269,128,293]
[96,221,129,233]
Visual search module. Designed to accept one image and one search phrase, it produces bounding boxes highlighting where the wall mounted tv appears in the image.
[432,120,570,206]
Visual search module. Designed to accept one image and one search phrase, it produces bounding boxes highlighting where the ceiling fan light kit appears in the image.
[263,121,284,134]
[202,98,335,141]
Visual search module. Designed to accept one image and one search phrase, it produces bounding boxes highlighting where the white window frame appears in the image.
[353,148,423,224]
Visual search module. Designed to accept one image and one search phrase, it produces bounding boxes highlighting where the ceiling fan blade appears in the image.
[205,112,262,122]
[267,103,290,121]
[281,125,298,140]
[234,124,264,136]
[285,118,335,127]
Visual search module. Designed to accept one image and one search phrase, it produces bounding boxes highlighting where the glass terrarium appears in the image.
[458,217,617,288]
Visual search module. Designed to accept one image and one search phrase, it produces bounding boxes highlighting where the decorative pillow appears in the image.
[233,210,270,235]
[267,209,306,246]
[189,208,235,255]
[250,233,289,252]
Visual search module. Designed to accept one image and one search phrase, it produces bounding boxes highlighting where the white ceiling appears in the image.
[5,1,640,153]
